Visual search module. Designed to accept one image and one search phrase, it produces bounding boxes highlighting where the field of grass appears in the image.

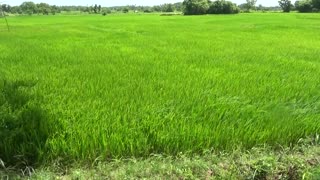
[1,13,320,169]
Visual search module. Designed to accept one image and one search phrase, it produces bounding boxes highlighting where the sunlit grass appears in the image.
[0,13,320,164]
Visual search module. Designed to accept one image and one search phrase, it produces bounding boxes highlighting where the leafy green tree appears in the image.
[10,6,22,14]
[295,0,313,12]
[278,0,292,12]
[245,0,257,11]
[182,0,210,15]
[51,5,59,15]
[312,0,320,9]
[1,4,11,13]
[162,4,175,12]
[20,1,37,15]
[36,3,51,15]
[208,0,240,14]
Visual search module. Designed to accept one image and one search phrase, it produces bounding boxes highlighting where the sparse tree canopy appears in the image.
[246,0,257,11]
[182,0,210,15]
[279,0,292,12]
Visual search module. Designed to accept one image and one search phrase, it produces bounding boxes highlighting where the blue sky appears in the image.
[6,0,290,7]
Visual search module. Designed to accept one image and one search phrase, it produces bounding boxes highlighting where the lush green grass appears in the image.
[2,143,320,179]
[1,13,320,166]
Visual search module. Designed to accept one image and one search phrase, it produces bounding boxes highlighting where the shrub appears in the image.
[144,9,153,13]
[122,8,129,13]
[182,0,210,15]
[101,8,111,16]
[208,0,240,14]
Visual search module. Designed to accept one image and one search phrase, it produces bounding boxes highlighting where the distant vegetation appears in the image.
[277,0,320,13]
[182,0,240,15]
[295,0,320,12]
[0,0,319,16]
[0,2,183,15]
[278,0,292,12]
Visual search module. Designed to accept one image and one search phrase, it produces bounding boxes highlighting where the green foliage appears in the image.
[50,5,59,15]
[246,0,257,10]
[312,0,320,8]
[279,0,292,12]
[296,0,313,12]
[162,4,175,12]
[143,9,153,13]
[182,0,210,15]
[1,4,11,13]
[208,0,240,14]
[297,0,314,12]
[122,7,129,13]
[36,3,51,15]
[92,4,101,14]
[20,1,36,15]
[10,6,22,14]
[101,8,111,16]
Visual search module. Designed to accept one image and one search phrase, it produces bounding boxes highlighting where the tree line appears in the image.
[1,0,319,16]
[182,0,320,15]
[279,0,320,12]
[0,2,183,15]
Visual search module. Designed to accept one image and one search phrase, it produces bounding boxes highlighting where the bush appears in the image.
[208,0,240,14]
[144,9,153,13]
[182,0,210,15]
[296,0,313,12]
[122,8,129,13]
[102,8,111,16]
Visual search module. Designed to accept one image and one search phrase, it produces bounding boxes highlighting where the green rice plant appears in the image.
[0,76,60,166]
[0,13,319,165]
